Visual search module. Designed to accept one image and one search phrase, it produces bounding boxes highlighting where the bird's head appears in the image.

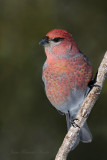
[39,29,79,60]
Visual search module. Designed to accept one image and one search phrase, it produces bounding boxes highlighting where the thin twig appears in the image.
[55,51,107,160]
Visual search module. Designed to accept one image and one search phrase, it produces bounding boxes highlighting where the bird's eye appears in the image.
[52,37,64,42]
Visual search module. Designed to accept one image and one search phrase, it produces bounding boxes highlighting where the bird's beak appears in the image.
[39,36,49,46]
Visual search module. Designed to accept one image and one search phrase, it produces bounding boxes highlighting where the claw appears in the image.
[92,84,101,89]
[70,118,80,128]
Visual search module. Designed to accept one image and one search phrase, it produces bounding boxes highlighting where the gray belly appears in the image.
[55,87,89,117]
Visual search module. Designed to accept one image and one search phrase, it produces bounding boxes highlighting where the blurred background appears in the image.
[0,0,107,160]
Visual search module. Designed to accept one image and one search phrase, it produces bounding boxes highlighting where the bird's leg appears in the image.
[69,112,80,128]
[66,112,71,130]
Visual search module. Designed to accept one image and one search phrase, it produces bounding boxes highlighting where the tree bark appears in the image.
[55,51,107,160]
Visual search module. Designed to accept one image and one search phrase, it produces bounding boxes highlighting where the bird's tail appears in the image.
[66,114,92,150]
[80,122,92,143]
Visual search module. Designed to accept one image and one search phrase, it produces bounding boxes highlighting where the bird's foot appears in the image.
[92,84,101,88]
[88,81,100,89]
[70,118,80,128]
[88,71,100,89]
[88,80,101,90]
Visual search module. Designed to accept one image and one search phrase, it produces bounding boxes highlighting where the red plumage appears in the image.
[40,29,93,149]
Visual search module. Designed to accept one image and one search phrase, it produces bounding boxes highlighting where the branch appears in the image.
[55,51,107,160]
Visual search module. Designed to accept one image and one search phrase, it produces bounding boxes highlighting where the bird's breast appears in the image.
[43,61,71,106]
[42,57,92,108]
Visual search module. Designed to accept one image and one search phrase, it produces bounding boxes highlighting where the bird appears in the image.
[39,29,93,149]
